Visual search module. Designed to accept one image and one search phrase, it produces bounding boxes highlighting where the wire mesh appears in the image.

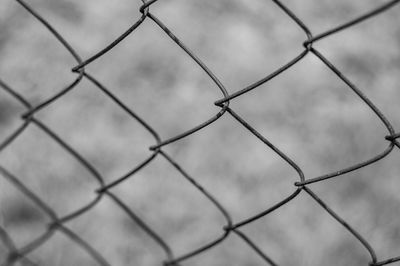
[1,0,400,265]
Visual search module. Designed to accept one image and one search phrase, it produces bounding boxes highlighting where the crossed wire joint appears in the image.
[1,0,400,265]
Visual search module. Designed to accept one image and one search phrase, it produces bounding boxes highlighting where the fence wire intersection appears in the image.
[1,0,400,265]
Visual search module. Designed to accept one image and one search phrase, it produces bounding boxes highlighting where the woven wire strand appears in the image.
[1,0,400,265]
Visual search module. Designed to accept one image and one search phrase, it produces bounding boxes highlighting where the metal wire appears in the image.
[1,0,400,265]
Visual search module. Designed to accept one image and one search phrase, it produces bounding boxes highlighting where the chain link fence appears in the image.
[1,0,400,265]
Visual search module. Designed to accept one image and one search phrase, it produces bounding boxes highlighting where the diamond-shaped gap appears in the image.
[162,113,300,223]
[181,232,275,266]
[26,195,168,266]
[26,231,104,265]
[228,54,390,182]
[282,0,390,34]
[4,0,139,60]
[308,147,400,262]
[0,85,28,145]
[45,0,143,59]
[109,153,229,259]
[311,4,400,130]
[0,2,21,53]
[0,168,49,250]
[78,17,227,144]
[0,1,81,107]
[22,0,84,27]
[25,227,104,266]
[148,0,307,92]
[237,190,372,266]
[0,123,101,219]
[33,76,155,184]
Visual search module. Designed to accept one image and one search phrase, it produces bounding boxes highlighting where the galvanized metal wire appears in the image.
[1,0,400,265]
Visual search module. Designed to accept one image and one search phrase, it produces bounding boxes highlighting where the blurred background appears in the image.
[0,0,400,265]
